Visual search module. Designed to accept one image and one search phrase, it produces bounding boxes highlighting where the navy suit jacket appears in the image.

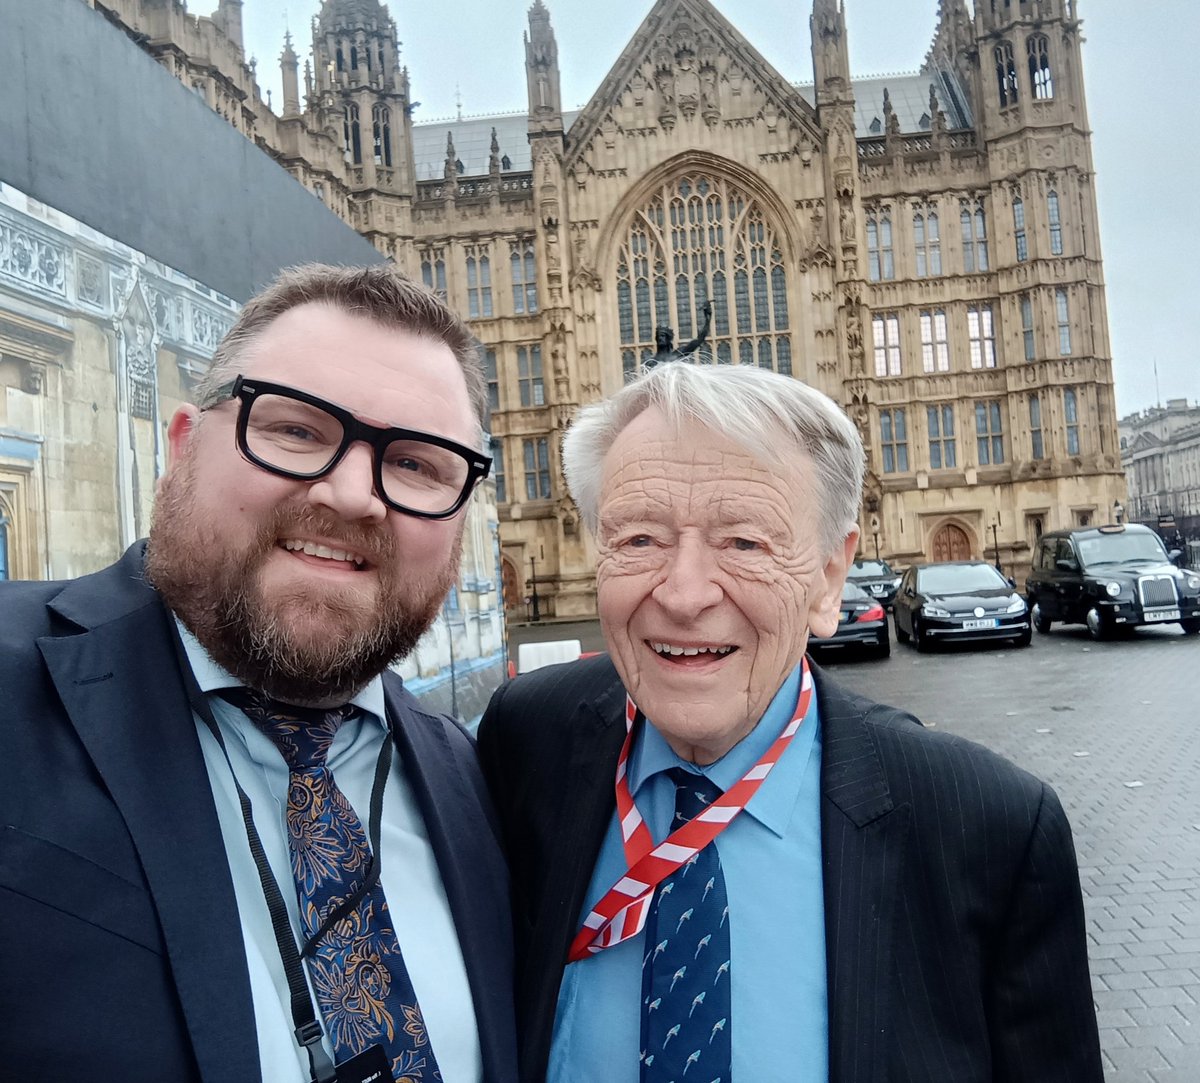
[477,653,1103,1083]
[0,543,518,1082]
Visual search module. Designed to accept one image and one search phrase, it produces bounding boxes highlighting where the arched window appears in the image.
[336,45,345,73]
[350,45,359,71]
[960,200,989,273]
[1028,35,1054,99]
[372,105,392,167]
[0,496,10,581]
[913,205,941,277]
[994,41,1019,108]
[614,175,791,377]
[1012,196,1027,261]
[344,105,361,164]
[1047,190,1063,255]
[866,208,893,281]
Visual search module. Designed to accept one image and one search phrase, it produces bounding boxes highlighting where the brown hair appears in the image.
[192,263,486,427]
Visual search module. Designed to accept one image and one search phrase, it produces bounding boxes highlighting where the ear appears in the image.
[164,405,201,475]
[807,527,861,639]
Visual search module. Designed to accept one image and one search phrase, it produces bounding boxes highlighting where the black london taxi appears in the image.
[1024,524,1200,639]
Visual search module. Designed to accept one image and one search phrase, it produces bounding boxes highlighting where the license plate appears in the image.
[1144,609,1181,622]
[962,618,998,630]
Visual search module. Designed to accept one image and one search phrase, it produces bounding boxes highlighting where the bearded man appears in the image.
[0,265,517,1083]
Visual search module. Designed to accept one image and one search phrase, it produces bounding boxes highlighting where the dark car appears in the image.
[846,558,902,608]
[809,581,889,659]
[1024,524,1200,639]
[893,560,1032,651]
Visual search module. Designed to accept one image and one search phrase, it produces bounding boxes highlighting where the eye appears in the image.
[626,534,654,548]
[730,537,760,552]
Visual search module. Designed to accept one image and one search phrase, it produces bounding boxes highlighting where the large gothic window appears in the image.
[344,105,362,165]
[1028,35,1054,100]
[372,105,392,167]
[615,175,791,377]
[994,42,1019,108]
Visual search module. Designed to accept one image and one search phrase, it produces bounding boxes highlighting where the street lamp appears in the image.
[528,554,541,622]
[990,519,1002,574]
[1113,499,1124,525]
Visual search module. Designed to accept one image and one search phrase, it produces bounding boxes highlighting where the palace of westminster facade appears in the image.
[13,0,1123,617]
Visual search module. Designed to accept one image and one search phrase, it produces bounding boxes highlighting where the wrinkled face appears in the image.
[596,408,857,764]
[146,301,477,706]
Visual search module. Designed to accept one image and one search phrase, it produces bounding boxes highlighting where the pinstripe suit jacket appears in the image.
[477,653,1102,1083]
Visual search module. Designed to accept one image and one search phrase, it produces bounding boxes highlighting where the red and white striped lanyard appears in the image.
[567,658,813,963]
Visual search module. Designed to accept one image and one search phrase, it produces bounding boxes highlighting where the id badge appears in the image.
[335,1044,391,1083]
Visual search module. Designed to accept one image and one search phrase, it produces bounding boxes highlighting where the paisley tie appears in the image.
[640,767,732,1083]
[221,687,441,1083]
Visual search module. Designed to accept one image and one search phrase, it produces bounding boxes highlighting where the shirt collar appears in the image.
[174,617,388,729]
[630,663,820,838]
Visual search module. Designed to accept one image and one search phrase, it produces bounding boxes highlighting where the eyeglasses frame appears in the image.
[207,375,491,520]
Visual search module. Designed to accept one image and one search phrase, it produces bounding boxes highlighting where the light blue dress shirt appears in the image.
[548,664,829,1083]
[179,624,482,1083]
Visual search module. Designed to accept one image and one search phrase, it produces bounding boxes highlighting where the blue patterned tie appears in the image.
[640,768,732,1083]
[222,688,441,1083]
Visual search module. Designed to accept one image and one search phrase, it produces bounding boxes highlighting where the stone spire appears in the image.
[280,31,301,117]
[811,0,850,95]
[525,0,563,136]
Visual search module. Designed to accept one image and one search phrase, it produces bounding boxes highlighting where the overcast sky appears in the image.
[239,0,1198,418]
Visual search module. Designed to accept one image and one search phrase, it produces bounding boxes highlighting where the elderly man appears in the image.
[478,362,1101,1082]
[0,265,516,1083]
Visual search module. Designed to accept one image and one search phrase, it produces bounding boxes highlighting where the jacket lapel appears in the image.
[816,666,911,1083]
[525,681,627,1067]
[383,684,517,1082]
[38,548,258,1083]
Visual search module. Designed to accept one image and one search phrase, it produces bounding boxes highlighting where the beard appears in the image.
[146,457,460,706]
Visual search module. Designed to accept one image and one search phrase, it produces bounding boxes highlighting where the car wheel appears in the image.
[1013,627,1032,648]
[1181,618,1200,636]
[1031,602,1051,634]
[1085,605,1111,641]
[876,630,891,658]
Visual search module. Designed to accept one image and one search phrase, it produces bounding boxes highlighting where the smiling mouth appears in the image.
[648,641,738,661]
[280,538,368,570]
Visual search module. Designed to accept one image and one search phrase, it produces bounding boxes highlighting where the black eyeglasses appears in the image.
[206,376,491,520]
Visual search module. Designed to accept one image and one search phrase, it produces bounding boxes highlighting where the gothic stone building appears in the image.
[88,0,1124,617]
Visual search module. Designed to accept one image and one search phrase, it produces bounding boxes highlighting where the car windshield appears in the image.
[851,560,892,576]
[917,563,1007,595]
[841,581,872,601]
[1075,532,1168,568]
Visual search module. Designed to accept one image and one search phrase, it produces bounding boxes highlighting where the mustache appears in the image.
[254,503,396,567]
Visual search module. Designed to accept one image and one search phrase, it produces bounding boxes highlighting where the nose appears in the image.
[651,536,724,620]
[306,441,388,523]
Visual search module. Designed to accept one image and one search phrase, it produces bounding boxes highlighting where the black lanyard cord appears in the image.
[168,620,392,1083]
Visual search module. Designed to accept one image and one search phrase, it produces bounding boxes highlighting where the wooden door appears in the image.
[501,556,522,610]
[931,523,972,562]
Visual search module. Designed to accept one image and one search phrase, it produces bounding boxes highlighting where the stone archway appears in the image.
[501,556,522,610]
[930,522,973,562]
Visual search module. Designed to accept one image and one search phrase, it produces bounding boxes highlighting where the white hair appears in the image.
[562,361,865,553]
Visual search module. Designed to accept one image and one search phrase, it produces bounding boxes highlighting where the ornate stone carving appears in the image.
[20,358,47,395]
[0,222,67,296]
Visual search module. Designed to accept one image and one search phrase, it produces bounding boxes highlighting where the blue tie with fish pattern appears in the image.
[640,768,732,1082]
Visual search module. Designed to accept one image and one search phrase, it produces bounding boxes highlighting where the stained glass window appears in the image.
[614,175,790,376]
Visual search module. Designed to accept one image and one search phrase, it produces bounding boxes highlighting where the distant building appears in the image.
[61,0,1125,606]
[1119,399,1200,544]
